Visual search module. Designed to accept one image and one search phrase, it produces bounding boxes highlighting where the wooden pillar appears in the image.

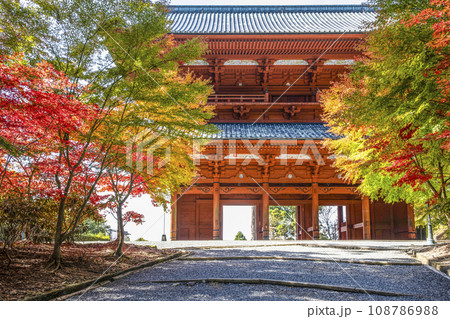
[296,206,301,240]
[301,204,307,240]
[362,196,371,240]
[213,182,220,240]
[251,205,256,240]
[312,182,319,239]
[262,182,270,240]
[346,205,351,239]
[337,206,343,240]
[170,193,178,240]
[407,204,416,239]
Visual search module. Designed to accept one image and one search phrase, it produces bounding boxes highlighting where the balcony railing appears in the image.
[207,94,318,103]
[207,94,267,103]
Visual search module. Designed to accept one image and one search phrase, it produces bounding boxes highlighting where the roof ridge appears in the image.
[215,122,323,124]
[168,5,372,13]
[168,5,375,34]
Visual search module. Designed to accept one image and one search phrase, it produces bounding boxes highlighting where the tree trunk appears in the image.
[49,201,66,269]
[2,245,12,269]
[49,242,62,269]
[114,204,125,258]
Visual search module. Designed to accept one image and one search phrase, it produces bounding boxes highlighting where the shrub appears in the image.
[74,233,109,241]
[234,231,246,240]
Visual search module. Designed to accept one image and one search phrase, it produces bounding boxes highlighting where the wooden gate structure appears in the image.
[168,5,416,241]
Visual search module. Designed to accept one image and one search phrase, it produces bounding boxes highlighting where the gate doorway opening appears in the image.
[319,206,339,240]
[269,206,296,240]
[222,205,256,240]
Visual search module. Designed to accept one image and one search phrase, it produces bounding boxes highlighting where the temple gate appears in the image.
[167,5,416,241]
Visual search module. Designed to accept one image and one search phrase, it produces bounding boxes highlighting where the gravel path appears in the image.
[73,246,450,301]
[186,246,417,262]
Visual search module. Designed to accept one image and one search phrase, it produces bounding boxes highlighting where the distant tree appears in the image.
[79,218,111,236]
[234,231,246,240]
[319,206,338,240]
[269,206,296,239]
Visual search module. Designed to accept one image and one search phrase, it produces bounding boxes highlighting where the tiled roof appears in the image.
[168,5,375,34]
[207,123,335,140]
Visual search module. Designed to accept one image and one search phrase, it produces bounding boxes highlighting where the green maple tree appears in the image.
[322,0,449,230]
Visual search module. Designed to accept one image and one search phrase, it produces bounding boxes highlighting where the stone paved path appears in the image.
[72,243,450,301]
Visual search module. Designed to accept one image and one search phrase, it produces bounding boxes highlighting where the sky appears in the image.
[169,0,365,5]
[105,195,168,241]
[108,197,255,241]
[223,206,253,240]
[106,0,357,241]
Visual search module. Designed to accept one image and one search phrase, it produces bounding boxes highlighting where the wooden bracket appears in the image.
[232,105,251,119]
[283,105,302,119]
[309,165,320,182]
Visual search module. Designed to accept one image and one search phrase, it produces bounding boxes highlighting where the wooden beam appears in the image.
[312,182,319,239]
[353,222,364,229]
[268,199,362,206]
[262,182,270,240]
[170,193,178,241]
[181,185,358,195]
[213,183,220,240]
[362,196,371,240]
[319,186,358,195]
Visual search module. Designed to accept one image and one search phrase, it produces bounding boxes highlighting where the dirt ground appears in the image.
[414,243,450,275]
[0,241,178,301]
[418,243,450,261]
